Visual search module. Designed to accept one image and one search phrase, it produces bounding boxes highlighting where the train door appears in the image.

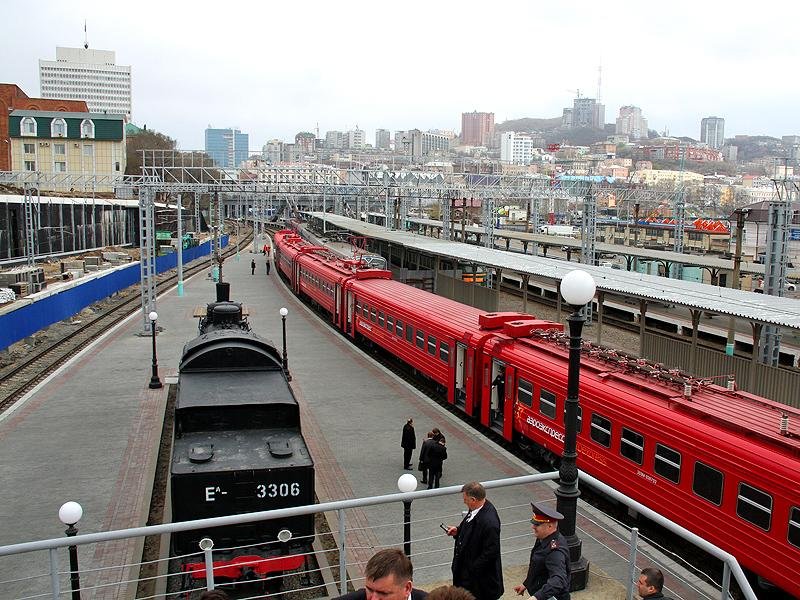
[345,290,354,335]
[489,360,505,433]
[334,284,341,327]
[454,343,467,409]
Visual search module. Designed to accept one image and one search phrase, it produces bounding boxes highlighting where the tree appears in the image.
[126,128,176,175]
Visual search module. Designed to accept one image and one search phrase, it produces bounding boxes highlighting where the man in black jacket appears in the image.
[401,418,416,470]
[418,431,436,484]
[514,502,570,600]
[333,548,427,600]
[445,482,503,600]
[636,567,671,599]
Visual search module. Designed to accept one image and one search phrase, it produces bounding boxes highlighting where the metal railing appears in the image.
[0,472,753,599]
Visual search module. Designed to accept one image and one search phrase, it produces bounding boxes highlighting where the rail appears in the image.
[0,472,753,600]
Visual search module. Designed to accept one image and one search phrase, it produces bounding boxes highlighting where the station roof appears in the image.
[404,215,767,276]
[308,212,800,330]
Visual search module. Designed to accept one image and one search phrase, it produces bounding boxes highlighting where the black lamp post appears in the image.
[397,474,417,556]
[58,501,83,600]
[555,269,595,591]
[148,311,162,389]
[280,307,291,381]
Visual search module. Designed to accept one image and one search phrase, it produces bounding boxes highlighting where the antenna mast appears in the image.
[83,20,88,49]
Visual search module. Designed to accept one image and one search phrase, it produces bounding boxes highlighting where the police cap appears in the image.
[530,502,564,524]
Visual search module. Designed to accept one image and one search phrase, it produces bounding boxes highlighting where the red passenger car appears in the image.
[273,229,800,598]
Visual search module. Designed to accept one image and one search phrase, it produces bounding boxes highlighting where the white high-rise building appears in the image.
[500,132,534,164]
[39,47,132,120]
[616,106,648,140]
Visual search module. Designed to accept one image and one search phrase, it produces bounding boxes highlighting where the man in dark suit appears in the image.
[333,548,427,600]
[445,482,503,600]
[401,418,416,470]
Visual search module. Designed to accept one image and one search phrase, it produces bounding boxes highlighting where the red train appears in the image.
[273,229,800,598]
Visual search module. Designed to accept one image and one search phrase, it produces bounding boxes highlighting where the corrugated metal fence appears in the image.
[435,273,499,312]
[0,236,228,352]
[642,332,800,409]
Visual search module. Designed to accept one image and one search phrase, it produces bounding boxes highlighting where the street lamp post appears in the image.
[397,473,418,557]
[58,501,83,600]
[555,269,595,591]
[280,307,291,381]
[148,311,162,389]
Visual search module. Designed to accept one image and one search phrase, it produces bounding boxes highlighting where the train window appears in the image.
[517,378,533,407]
[378,312,385,327]
[396,319,403,336]
[355,302,361,314]
[416,330,425,349]
[439,341,449,363]
[654,444,681,484]
[539,388,557,419]
[370,308,377,322]
[789,507,800,548]
[693,462,723,505]
[590,413,611,447]
[737,483,772,531]
[406,324,413,342]
[427,335,437,355]
[362,304,369,318]
[620,428,644,464]
[387,316,394,332]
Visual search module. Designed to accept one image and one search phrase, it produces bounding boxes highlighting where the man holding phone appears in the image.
[444,482,503,600]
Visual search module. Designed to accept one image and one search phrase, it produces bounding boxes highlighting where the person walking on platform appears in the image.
[445,482,503,600]
[250,258,256,275]
[514,502,570,600]
[426,435,447,489]
[401,418,416,470]
[265,259,271,275]
[636,567,671,599]
[418,431,436,484]
[333,548,428,600]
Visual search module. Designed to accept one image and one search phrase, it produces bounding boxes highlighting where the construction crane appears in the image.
[567,89,582,98]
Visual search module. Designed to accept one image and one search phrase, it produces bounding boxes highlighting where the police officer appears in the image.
[513,502,570,600]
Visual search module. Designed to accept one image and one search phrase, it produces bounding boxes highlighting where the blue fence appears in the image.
[0,236,229,352]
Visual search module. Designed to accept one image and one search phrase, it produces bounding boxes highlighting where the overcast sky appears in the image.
[3,1,798,151]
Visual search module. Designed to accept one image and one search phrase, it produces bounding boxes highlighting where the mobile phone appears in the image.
[440,523,448,532]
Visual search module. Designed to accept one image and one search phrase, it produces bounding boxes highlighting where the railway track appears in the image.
[0,231,253,414]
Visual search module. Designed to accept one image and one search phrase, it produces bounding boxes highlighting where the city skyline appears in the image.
[2,0,798,152]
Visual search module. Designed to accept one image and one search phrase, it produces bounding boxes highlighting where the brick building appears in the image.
[1,84,88,171]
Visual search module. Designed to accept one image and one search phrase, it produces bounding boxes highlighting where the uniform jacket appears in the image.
[451,500,503,600]
[522,530,570,600]
[401,423,416,449]
[334,587,428,600]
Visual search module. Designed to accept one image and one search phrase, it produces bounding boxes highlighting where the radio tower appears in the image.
[596,62,602,101]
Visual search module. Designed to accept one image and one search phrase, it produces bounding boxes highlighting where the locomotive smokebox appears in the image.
[216,282,231,302]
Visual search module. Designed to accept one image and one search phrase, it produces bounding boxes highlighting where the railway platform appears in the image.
[0,241,718,599]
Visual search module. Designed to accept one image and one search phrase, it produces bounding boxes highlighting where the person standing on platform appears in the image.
[426,435,447,489]
[636,567,671,599]
[445,482,503,600]
[418,431,436,484]
[266,259,271,275]
[514,502,570,600]
[250,258,256,275]
[401,418,416,470]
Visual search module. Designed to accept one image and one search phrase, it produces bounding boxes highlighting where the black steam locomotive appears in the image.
[170,283,315,588]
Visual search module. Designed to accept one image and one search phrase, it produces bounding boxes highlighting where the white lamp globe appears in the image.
[58,501,83,526]
[397,473,418,493]
[148,311,158,322]
[560,270,596,307]
[280,307,288,317]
